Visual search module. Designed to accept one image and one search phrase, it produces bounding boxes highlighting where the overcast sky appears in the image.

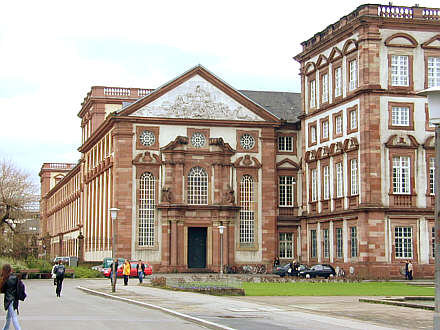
[1,0,438,185]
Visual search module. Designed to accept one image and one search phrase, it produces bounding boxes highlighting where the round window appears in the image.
[191,132,206,148]
[139,130,156,146]
[240,133,255,150]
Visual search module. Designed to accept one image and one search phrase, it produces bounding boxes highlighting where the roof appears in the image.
[239,90,302,123]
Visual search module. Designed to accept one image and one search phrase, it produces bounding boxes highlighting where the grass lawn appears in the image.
[242,282,434,296]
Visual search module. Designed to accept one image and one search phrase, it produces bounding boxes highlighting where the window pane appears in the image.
[279,176,295,206]
[139,172,155,246]
[336,228,343,258]
[349,59,358,91]
[188,167,208,205]
[395,226,413,258]
[351,226,358,257]
[391,55,409,86]
[240,175,255,243]
[428,57,440,88]
[279,233,293,259]
[311,230,317,258]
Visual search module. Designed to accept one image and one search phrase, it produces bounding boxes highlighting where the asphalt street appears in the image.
[0,279,207,330]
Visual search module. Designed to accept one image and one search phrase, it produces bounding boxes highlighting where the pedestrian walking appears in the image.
[273,257,280,268]
[0,264,25,330]
[404,260,409,280]
[51,262,57,286]
[54,260,66,297]
[110,258,119,286]
[136,260,145,284]
[123,260,130,286]
[408,261,413,280]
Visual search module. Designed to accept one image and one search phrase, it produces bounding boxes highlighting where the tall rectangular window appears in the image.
[334,67,342,97]
[349,59,358,91]
[279,176,295,207]
[391,55,409,86]
[139,172,156,247]
[322,73,329,103]
[323,228,329,258]
[350,226,358,257]
[311,126,317,144]
[336,227,343,258]
[240,175,255,244]
[323,166,330,200]
[335,115,342,135]
[350,159,358,195]
[322,120,329,139]
[395,226,413,258]
[428,56,440,88]
[430,157,435,195]
[392,156,410,194]
[311,229,317,258]
[350,109,358,130]
[392,106,409,126]
[432,227,435,258]
[311,169,318,202]
[310,80,316,108]
[336,162,343,198]
[278,136,293,152]
[279,233,294,259]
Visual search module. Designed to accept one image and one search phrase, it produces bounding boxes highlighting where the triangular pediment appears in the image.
[123,66,277,122]
[422,34,440,50]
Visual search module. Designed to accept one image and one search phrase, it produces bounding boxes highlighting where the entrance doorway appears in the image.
[187,227,207,268]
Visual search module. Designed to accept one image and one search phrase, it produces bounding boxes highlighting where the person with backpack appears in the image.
[0,264,26,330]
[54,260,66,297]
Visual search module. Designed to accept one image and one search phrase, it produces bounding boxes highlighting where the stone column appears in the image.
[222,221,229,267]
[170,220,178,267]
[212,221,220,271]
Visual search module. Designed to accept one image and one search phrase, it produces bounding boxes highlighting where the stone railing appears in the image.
[378,5,413,18]
[81,86,155,106]
[41,163,76,170]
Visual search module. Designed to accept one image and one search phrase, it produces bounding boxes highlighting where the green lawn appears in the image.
[242,282,434,296]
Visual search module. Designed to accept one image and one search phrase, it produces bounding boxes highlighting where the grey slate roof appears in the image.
[239,90,302,123]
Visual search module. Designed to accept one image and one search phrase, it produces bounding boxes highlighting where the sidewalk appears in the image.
[78,278,434,330]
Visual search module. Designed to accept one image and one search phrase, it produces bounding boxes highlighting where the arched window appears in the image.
[187,167,208,205]
[240,175,255,243]
[139,172,155,246]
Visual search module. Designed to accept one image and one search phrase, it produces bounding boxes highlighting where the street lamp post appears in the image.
[418,87,440,329]
[218,225,226,275]
[109,207,120,293]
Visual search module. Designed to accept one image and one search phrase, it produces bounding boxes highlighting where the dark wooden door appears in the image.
[187,227,207,268]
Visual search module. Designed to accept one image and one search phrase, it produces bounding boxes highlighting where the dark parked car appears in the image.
[273,263,308,277]
[299,264,336,279]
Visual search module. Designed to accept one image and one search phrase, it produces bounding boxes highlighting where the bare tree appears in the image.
[0,158,37,231]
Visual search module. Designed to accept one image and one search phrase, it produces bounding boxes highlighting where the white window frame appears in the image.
[322,120,329,139]
[395,226,413,258]
[187,167,208,205]
[391,106,409,126]
[310,80,316,108]
[350,159,358,196]
[335,115,342,135]
[349,59,358,91]
[350,109,358,130]
[336,162,343,198]
[323,165,330,200]
[430,157,435,195]
[278,136,293,152]
[322,73,329,103]
[428,56,440,88]
[392,156,410,194]
[138,172,155,247]
[336,227,343,258]
[323,228,329,259]
[240,175,255,244]
[279,176,295,207]
[311,168,318,202]
[391,55,409,86]
[334,67,342,97]
[310,126,317,144]
[279,233,294,259]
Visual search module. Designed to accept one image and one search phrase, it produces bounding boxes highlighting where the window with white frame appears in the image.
[310,80,316,108]
[322,120,329,139]
[278,136,293,152]
[334,67,342,97]
[430,157,435,195]
[279,176,295,207]
[322,73,329,103]
[311,229,317,258]
[392,156,410,194]
[391,106,409,126]
[428,56,440,88]
[391,55,409,86]
[336,162,343,198]
[335,115,343,135]
[336,227,343,258]
[187,167,208,204]
[139,172,155,246]
[323,166,330,200]
[311,168,318,202]
[240,175,255,244]
[432,226,435,258]
[323,228,329,258]
[310,126,317,144]
[350,159,358,195]
[395,226,413,258]
[350,109,358,130]
[350,226,358,257]
[349,59,358,91]
[279,232,294,259]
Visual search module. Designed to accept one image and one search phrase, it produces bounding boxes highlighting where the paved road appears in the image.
[2,279,207,330]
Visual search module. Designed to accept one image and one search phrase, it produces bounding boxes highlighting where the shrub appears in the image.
[70,266,104,278]
[0,257,27,272]
[25,257,53,272]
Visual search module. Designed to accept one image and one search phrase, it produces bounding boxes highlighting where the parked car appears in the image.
[299,264,336,279]
[103,261,152,278]
[273,263,308,277]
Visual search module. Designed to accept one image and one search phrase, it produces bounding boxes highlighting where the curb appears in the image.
[77,286,235,330]
[359,297,434,311]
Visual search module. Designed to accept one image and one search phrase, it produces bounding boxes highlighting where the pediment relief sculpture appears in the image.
[209,138,235,153]
[161,136,189,151]
[132,152,162,165]
[305,150,318,163]
[130,76,264,121]
[234,155,261,168]
[385,134,419,149]
[317,146,330,159]
[343,137,359,152]
[329,142,344,155]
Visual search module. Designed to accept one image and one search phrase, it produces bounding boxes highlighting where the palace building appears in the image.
[40,4,440,277]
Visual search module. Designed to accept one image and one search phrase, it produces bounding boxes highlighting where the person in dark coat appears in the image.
[0,264,21,329]
[54,260,66,297]
[273,257,280,268]
[110,258,119,285]
[136,260,145,284]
